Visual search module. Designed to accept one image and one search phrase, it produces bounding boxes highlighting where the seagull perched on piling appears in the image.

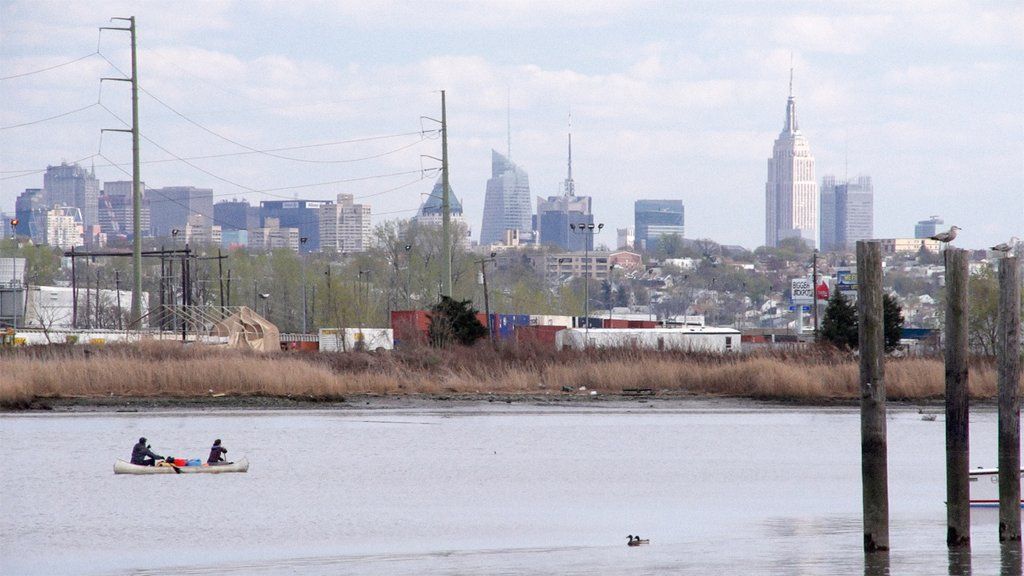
[990,236,1019,255]
[929,226,961,246]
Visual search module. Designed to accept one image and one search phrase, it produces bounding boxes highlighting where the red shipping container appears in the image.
[514,325,563,346]
[391,310,431,345]
[627,320,657,329]
[603,319,630,328]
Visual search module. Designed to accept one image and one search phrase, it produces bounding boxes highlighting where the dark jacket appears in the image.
[130,441,161,465]
[208,445,228,464]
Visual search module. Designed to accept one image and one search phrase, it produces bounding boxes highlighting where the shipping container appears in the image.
[530,314,573,328]
[556,327,741,353]
[390,310,431,346]
[514,325,564,346]
[603,319,630,329]
[318,328,393,352]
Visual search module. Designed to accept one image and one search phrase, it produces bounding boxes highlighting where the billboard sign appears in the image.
[791,278,813,304]
[836,268,858,296]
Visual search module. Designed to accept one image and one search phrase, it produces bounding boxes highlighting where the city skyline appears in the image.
[2,2,1021,250]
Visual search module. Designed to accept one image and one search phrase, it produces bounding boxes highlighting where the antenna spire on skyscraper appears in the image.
[788,52,794,98]
[565,110,575,196]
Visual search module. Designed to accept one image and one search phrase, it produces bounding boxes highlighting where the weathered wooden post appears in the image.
[945,247,970,547]
[997,255,1021,542]
[857,240,889,552]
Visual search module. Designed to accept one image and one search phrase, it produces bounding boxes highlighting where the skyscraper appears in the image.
[99,180,149,238]
[43,162,99,229]
[260,199,330,252]
[14,188,45,243]
[479,150,532,246]
[413,177,471,244]
[914,216,943,239]
[147,186,213,238]
[536,131,593,251]
[213,199,259,232]
[634,199,685,252]
[765,74,817,248]
[318,194,371,253]
[820,175,873,252]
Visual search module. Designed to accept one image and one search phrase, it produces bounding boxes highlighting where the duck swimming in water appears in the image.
[627,535,650,546]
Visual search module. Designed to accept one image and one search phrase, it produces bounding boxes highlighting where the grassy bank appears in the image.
[1,341,1017,409]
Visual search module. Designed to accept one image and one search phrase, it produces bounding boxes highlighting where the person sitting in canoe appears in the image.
[207,439,229,465]
[130,437,163,466]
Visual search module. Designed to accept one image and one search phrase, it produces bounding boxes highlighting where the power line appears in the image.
[0,131,429,175]
[0,52,99,81]
[0,102,101,130]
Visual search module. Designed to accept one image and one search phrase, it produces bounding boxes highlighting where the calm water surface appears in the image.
[1,400,1021,575]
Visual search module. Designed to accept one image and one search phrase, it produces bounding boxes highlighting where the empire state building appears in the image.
[765,79,817,248]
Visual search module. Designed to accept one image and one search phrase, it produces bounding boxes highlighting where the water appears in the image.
[1,400,1021,575]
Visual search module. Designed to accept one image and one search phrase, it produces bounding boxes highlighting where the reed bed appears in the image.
[0,342,1018,408]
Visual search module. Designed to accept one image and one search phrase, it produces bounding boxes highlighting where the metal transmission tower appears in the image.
[100,16,143,328]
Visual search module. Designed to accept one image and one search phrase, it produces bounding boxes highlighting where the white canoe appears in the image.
[969,467,1023,507]
[114,457,249,475]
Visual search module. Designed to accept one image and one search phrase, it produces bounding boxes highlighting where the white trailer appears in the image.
[556,327,740,353]
[318,328,393,352]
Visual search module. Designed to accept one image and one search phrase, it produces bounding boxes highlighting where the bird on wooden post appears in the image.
[929,225,961,246]
[990,236,1019,256]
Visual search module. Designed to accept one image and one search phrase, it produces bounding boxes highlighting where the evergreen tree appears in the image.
[820,291,858,350]
[883,293,904,353]
[428,295,487,347]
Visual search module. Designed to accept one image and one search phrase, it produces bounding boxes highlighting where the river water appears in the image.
[1,400,1021,575]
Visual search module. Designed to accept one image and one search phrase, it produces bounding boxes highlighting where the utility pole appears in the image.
[100,16,142,328]
[476,253,496,344]
[812,249,819,342]
[440,90,452,298]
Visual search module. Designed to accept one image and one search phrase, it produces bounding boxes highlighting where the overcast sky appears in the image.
[2,1,1021,250]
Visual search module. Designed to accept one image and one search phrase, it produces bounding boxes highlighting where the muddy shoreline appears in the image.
[3,392,962,413]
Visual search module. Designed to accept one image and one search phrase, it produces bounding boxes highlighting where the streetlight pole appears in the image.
[475,252,497,344]
[404,243,412,309]
[569,221,604,338]
[300,237,308,333]
[812,248,819,343]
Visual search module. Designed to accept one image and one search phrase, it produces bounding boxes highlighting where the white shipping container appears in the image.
[318,328,394,352]
[530,314,574,328]
[556,327,740,353]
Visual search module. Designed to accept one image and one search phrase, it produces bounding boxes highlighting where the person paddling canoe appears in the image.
[130,437,163,466]
[207,439,229,465]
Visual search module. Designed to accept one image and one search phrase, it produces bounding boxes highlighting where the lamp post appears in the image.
[404,243,412,309]
[569,221,604,338]
[258,292,270,318]
[475,251,497,343]
[811,248,820,342]
[300,237,308,333]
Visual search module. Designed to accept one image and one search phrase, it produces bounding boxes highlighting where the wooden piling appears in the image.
[945,247,970,547]
[997,256,1021,542]
[857,240,889,552]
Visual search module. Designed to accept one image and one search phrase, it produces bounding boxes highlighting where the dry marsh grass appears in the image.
[0,342,1019,408]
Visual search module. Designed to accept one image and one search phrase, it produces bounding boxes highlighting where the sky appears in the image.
[1,0,1021,251]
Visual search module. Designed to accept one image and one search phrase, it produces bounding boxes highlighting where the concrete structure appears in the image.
[480,150,532,246]
[147,186,213,238]
[915,216,944,239]
[249,217,299,251]
[556,327,741,352]
[820,175,873,251]
[319,193,371,253]
[184,213,222,246]
[879,237,942,255]
[43,162,99,229]
[635,199,685,251]
[765,77,817,248]
[617,227,634,250]
[213,199,259,232]
[260,199,329,252]
[545,251,612,280]
[44,206,84,250]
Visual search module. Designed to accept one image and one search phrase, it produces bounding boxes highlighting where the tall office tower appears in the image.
[765,74,818,248]
[147,186,214,238]
[412,177,471,244]
[536,130,594,251]
[820,175,873,251]
[479,150,532,245]
[249,217,300,251]
[616,227,635,250]
[914,215,944,239]
[15,188,46,243]
[318,194,371,252]
[99,180,149,237]
[214,199,259,232]
[42,162,100,229]
[259,199,330,252]
[634,199,685,252]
